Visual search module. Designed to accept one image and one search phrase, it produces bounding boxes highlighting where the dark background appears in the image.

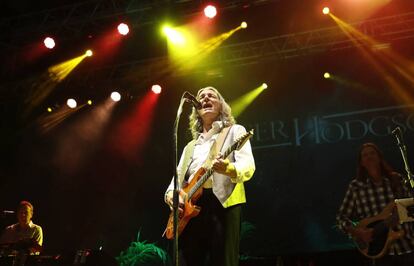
[1,0,414,261]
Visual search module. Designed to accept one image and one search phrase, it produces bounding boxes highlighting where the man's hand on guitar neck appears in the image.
[212,153,237,178]
[166,190,187,218]
[349,227,374,244]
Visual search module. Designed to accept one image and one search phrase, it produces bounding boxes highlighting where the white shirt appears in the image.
[166,122,255,195]
[187,121,223,188]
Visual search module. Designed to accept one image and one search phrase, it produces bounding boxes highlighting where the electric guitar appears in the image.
[164,129,254,240]
[353,202,405,259]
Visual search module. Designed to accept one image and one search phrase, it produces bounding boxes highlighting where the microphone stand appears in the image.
[172,93,187,266]
[393,128,414,196]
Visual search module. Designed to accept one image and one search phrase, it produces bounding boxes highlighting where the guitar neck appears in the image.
[187,143,236,200]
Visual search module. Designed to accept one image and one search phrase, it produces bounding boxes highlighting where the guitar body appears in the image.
[355,203,405,259]
[164,167,207,240]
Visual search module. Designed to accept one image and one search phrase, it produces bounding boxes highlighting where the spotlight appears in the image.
[111,91,121,102]
[162,26,185,45]
[47,107,53,112]
[67,98,77,109]
[241,22,247,29]
[322,7,330,15]
[262,83,268,89]
[85,50,93,57]
[324,72,331,79]
[151,85,162,94]
[44,37,55,49]
[87,100,93,105]
[204,5,217,19]
[117,23,130,36]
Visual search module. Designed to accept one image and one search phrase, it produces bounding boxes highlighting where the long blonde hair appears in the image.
[189,86,235,139]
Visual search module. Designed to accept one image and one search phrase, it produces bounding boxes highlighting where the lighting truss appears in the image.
[62,11,414,86]
[3,10,414,105]
[0,0,280,48]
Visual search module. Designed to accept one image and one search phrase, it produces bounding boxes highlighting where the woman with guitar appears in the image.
[164,87,255,266]
[336,143,414,266]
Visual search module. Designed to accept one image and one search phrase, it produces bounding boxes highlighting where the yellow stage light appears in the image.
[47,107,53,112]
[87,100,93,105]
[231,85,265,118]
[323,7,330,15]
[324,72,331,79]
[85,50,93,57]
[262,83,268,89]
[241,22,248,29]
[163,26,186,45]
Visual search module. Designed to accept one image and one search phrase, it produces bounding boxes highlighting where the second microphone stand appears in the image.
[393,127,414,196]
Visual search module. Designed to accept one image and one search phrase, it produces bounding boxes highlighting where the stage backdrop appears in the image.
[0,47,413,258]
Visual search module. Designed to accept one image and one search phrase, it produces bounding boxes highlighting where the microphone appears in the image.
[392,126,405,147]
[183,91,202,110]
[392,126,401,136]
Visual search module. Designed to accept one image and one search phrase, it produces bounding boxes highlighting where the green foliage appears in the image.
[240,221,256,240]
[117,231,169,266]
[240,221,257,261]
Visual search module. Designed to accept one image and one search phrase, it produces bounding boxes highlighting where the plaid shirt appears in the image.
[336,176,414,255]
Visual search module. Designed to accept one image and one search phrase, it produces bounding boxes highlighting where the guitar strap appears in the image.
[182,140,196,183]
[183,125,232,183]
[215,125,232,156]
[202,125,232,188]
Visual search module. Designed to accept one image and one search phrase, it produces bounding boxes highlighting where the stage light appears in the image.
[85,50,93,57]
[241,22,248,29]
[262,83,268,89]
[111,91,121,102]
[47,107,53,112]
[230,85,265,118]
[151,85,162,94]
[87,100,93,105]
[204,5,217,19]
[163,26,186,45]
[323,7,330,15]
[67,98,77,109]
[117,23,130,35]
[44,37,55,49]
[324,72,331,79]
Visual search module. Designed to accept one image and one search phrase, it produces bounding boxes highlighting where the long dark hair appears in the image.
[356,143,393,182]
[356,143,403,196]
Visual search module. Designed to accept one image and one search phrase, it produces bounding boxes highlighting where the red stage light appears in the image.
[204,5,217,19]
[44,37,55,49]
[151,85,162,94]
[117,23,130,35]
[111,91,121,102]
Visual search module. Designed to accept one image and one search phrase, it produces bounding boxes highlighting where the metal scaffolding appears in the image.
[0,0,280,48]
[61,11,414,87]
[2,10,414,106]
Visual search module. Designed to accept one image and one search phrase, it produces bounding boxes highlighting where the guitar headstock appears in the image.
[235,129,254,151]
